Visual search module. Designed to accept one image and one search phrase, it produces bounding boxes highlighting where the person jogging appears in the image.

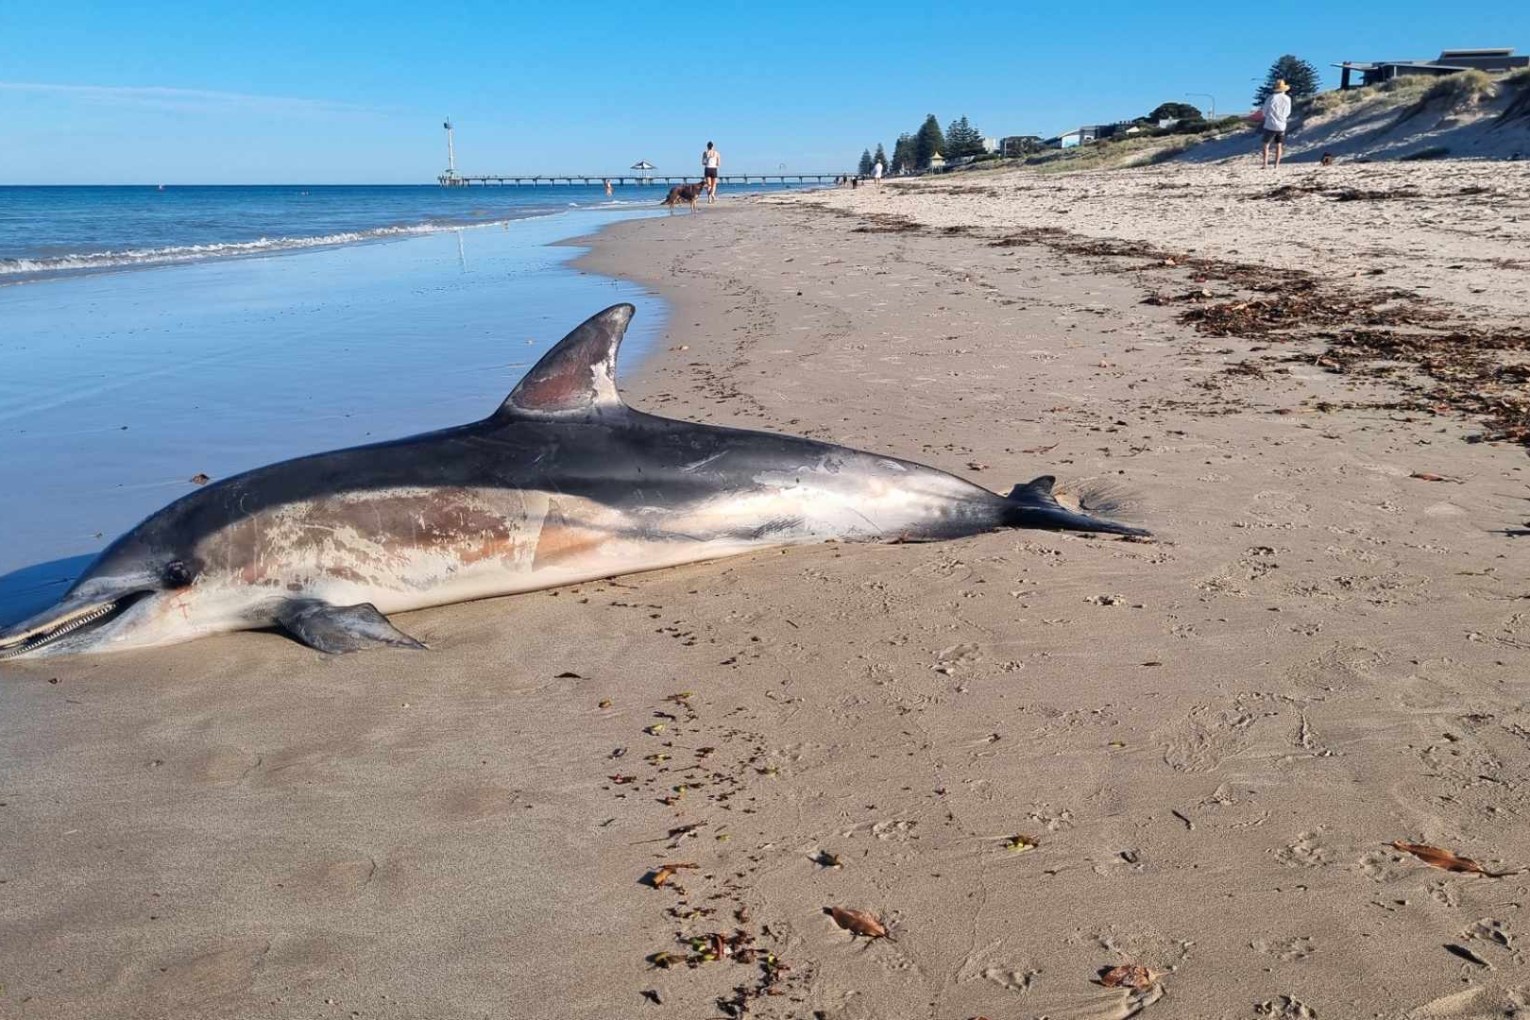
[702,141,721,203]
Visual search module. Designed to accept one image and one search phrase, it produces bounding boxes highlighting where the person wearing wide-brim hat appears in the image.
[1260,79,1293,168]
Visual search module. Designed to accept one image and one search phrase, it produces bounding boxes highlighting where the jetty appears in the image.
[434,121,844,188]
[437,173,844,187]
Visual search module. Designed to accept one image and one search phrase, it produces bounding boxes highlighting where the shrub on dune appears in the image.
[1422,69,1496,104]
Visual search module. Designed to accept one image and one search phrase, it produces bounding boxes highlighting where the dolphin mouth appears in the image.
[0,592,150,660]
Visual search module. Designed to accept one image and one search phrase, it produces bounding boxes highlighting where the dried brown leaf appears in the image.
[1099,963,1157,989]
[1390,841,1518,877]
[646,861,699,887]
[824,906,889,939]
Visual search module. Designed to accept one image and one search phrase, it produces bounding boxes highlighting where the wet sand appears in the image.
[3,169,1529,1019]
[0,210,664,624]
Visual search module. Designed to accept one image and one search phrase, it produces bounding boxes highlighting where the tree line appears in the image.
[851,55,1321,175]
[856,113,987,176]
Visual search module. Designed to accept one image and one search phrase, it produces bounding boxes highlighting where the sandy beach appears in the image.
[3,163,1530,1020]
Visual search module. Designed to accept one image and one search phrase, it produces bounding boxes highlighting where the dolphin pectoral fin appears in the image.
[275,600,426,654]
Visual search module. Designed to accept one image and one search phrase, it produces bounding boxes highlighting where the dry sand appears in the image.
[3,164,1529,1020]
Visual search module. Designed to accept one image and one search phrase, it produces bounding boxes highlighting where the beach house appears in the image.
[1334,47,1529,90]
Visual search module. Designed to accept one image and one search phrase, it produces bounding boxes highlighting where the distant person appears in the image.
[604,178,612,196]
[851,176,859,189]
[1260,79,1292,169]
[702,141,721,203]
[872,158,883,184]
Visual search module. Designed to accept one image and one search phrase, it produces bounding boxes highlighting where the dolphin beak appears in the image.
[0,588,151,660]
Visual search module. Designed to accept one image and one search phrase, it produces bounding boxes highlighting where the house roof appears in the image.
[1334,60,1473,71]
[1336,47,1519,71]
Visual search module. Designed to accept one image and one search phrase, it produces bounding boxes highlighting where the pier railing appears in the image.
[437,173,847,187]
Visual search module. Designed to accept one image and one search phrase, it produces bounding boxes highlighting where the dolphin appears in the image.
[0,304,1147,660]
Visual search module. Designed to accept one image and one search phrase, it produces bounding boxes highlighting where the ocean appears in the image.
[0,183,794,282]
[0,182,809,624]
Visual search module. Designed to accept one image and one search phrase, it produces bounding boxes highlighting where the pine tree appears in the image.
[914,114,945,170]
[873,143,887,171]
[891,133,915,174]
[945,116,985,158]
[858,149,874,176]
[1254,55,1321,106]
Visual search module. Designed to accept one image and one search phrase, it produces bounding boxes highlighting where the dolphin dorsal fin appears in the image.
[499,304,634,419]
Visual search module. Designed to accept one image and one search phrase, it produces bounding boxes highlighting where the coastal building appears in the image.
[1334,47,1529,89]
[1000,135,1045,157]
[928,151,946,171]
[981,137,1000,153]
[1056,120,1144,147]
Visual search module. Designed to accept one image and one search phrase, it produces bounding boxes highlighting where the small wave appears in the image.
[0,216,544,279]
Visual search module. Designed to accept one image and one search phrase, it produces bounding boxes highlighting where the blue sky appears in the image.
[2,1,1527,183]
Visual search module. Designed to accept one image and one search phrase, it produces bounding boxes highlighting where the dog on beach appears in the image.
[661,182,706,214]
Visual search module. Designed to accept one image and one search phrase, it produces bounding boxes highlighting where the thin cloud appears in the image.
[0,82,379,116]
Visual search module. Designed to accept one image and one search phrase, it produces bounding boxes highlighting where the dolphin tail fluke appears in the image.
[276,599,426,654]
[1004,476,1150,538]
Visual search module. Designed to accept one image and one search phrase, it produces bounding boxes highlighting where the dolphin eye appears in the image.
[163,560,197,588]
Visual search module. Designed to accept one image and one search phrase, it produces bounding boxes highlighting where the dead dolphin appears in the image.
[0,304,1146,659]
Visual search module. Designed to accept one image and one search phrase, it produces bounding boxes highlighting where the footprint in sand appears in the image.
[1274,829,1331,869]
[1358,849,1412,883]
[1250,936,1315,962]
[933,642,982,674]
[981,965,1039,992]
[180,746,263,786]
[146,938,270,1008]
[1255,996,1317,1019]
[1283,642,1383,694]
[433,783,519,822]
[281,854,380,902]
[1159,703,1259,773]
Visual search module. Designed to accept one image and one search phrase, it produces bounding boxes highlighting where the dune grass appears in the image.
[1017,116,1250,173]
[1379,75,1436,96]
[1306,87,1373,115]
[1422,69,1497,104]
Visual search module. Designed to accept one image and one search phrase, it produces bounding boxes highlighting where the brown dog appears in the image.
[661,181,705,214]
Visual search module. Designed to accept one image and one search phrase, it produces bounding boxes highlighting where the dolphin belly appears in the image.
[194,486,553,615]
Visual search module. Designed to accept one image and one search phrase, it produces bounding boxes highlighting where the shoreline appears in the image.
[0,205,668,623]
[3,173,1529,1019]
[0,200,657,287]
[0,184,819,287]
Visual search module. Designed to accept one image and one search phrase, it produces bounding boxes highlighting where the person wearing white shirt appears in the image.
[1261,79,1293,168]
